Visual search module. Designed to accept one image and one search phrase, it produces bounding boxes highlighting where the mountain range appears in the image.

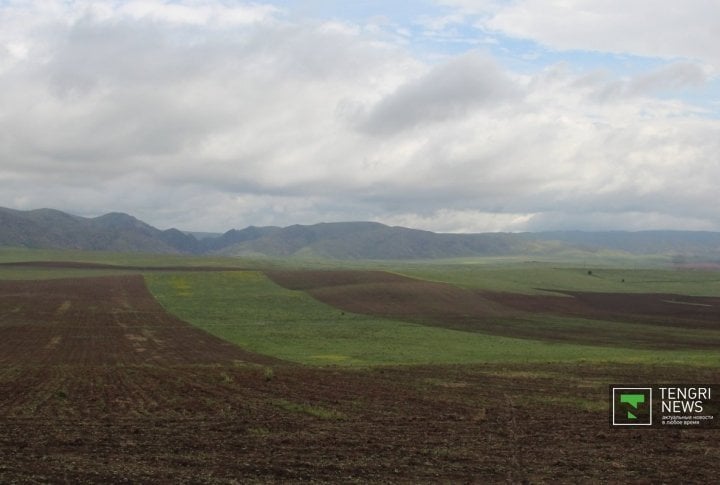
[2,207,720,261]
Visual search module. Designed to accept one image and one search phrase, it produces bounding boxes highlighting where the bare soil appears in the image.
[0,275,280,366]
[266,269,720,329]
[266,270,720,349]
[267,270,720,349]
[1,274,719,483]
[484,289,720,330]
[266,269,510,324]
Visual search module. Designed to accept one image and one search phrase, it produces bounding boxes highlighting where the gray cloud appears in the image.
[0,1,719,233]
[627,62,708,95]
[354,51,518,134]
[569,62,710,102]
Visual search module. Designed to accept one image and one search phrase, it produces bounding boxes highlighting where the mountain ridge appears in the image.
[2,207,720,261]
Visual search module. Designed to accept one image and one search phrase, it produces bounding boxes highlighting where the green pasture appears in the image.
[4,246,720,296]
[145,271,720,367]
[0,247,257,280]
[392,263,720,296]
[0,263,142,280]
[0,247,253,269]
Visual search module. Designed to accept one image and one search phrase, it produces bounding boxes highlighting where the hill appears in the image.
[523,231,720,259]
[0,207,199,254]
[216,222,528,259]
[2,206,720,260]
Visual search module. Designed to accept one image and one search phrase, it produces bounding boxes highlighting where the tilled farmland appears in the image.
[267,269,720,348]
[0,273,718,482]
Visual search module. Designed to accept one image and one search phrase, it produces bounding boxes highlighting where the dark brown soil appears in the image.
[484,289,720,329]
[1,274,719,483]
[266,269,509,324]
[0,275,281,366]
[267,270,720,349]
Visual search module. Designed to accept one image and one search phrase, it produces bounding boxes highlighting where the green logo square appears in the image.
[612,387,652,426]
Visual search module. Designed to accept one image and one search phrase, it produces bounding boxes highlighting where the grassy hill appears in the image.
[218,222,548,259]
[0,207,200,253]
[3,206,720,261]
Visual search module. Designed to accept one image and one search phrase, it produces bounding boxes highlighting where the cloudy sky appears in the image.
[1,0,719,233]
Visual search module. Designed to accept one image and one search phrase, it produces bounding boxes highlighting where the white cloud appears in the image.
[440,0,720,70]
[414,13,466,32]
[383,210,533,233]
[0,1,719,233]
[118,0,281,27]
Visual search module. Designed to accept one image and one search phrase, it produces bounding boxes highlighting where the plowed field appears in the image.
[1,273,719,482]
[485,289,720,329]
[265,269,509,325]
[0,275,278,366]
[267,270,720,349]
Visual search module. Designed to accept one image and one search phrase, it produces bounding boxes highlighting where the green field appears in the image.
[145,270,720,367]
[2,250,719,482]
[0,247,255,268]
[394,262,720,296]
[2,249,719,367]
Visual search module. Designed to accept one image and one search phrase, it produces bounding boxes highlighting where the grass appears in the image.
[145,271,720,367]
[0,246,265,280]
[0,267,135,280]
[0,246,257,268]
[393,263,720,296]
[4,246,719,295]
[3,247,719,366]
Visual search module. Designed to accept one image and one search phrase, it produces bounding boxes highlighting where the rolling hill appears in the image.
[215,222,528,259]
[2,207,720,261]
[0,207,199,254]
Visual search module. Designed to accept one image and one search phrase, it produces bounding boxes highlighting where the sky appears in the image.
[1,0,719,233]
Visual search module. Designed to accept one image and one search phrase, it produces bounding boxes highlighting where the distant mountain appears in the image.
[2,206,720,260]
[215,222,529,259]
[523,231,720,256]
[212,222,720,260]
[183,231,223,240]
[0,207,199,254]
[201,226,282,252]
